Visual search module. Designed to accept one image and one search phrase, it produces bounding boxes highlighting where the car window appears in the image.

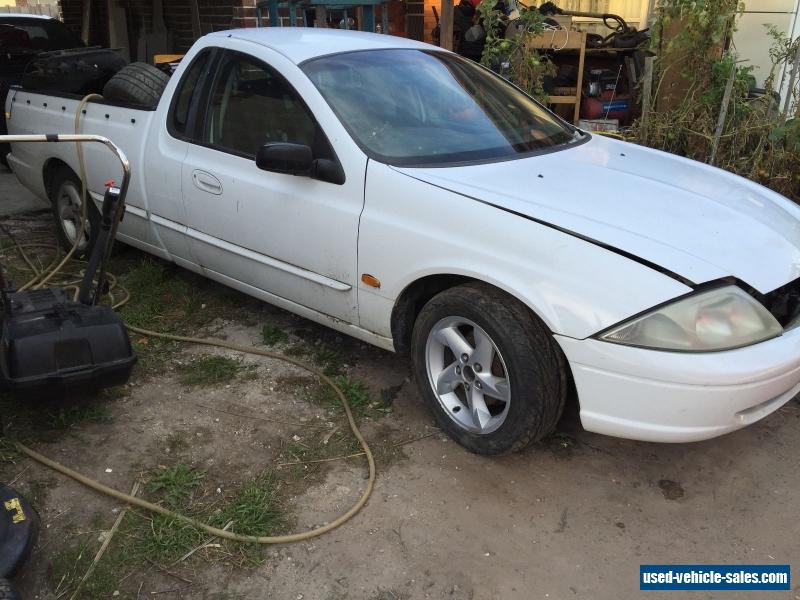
[202,52,321,158]
[302,49,579,166]
[170,50,212,137]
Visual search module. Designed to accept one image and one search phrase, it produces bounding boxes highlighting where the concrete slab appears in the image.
[0,165,49,216]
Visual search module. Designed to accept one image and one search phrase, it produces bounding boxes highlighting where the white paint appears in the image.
[7,28,800,444]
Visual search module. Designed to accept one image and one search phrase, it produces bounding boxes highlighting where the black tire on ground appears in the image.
[102,62,169,106]
[0,579,21,600]
[411,282,568,455]
[49,165,100,259]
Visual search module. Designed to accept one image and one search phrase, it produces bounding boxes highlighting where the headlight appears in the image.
[599,286,782,352]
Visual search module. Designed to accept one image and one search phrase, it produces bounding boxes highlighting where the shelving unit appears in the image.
[528,30,587,124]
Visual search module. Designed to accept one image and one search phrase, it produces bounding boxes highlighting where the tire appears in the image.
[411,282,567,455]
[0,580,20,600]
[102,62,169,106]
[49,165,100,259]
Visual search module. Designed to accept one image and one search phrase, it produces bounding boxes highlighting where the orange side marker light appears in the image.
[361,274,381,289]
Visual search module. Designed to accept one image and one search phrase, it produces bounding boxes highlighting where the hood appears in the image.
[394,135,800,294]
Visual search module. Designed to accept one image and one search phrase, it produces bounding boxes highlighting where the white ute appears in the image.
[6,28,800,454]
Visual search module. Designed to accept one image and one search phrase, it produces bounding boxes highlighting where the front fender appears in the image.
[358,161,691,340]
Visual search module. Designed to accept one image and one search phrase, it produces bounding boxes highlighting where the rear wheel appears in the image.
[411,282,568,455]
[49,166,99,259]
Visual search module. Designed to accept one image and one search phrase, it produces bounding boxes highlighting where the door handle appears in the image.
[192,170,223,195]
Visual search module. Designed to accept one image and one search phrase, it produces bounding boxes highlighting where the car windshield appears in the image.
[0,18,84,53]
[302,49,578,165]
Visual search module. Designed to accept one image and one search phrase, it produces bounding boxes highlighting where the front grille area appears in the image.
[761,277,800,327]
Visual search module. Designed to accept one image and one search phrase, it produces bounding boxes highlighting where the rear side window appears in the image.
[170,50,212,138]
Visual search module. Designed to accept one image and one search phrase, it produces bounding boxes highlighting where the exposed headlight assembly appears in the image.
[599,286,783,352]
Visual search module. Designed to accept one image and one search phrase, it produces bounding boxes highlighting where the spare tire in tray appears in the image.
[102,62,169,107]
[21,47,126,95]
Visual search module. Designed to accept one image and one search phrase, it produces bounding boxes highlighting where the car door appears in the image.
[143,46,218,268]
[180,46,365,323]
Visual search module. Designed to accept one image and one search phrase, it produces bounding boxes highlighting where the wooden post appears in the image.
[80,0,91,44]
[640,55,655,144]
[710,53,736,167]
[107,0,130,62]
[189,0,202,39]
[439,0,453,50]
[783,42,800,116]
[315,6,327,27]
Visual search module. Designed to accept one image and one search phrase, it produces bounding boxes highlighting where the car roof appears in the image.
[0,13,55,20]
[207,28,436,64]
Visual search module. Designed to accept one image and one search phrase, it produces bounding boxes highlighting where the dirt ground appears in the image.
[1,208,799,600]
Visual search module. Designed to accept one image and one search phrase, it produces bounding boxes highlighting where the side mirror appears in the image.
[256,143,313,176]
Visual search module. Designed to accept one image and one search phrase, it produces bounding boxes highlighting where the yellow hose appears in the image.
[6,92,377,545]
[14,327,376,543]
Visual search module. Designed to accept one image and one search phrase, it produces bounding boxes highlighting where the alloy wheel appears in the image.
[424,316,511,434]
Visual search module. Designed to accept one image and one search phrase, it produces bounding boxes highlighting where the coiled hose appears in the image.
[7,93,376,544]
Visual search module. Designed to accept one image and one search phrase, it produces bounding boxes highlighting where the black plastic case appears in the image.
[0,287,135,391]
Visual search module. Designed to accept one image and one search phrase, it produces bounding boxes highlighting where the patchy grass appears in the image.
[42,403,112,429]
[261,323,288,346]
[49,462,295,596]
[146,464,205,509]
[133,513,206,565]
[212,469,289,537]
[314,375,383,420]
[177,355,255,387]
[279,435,360,483]
[109,253,263,376]
[283,341,344,376]
[0,394,113,463]
[164,430,190,455]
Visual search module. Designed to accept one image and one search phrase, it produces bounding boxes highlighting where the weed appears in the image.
[284,343,308,358]
[313,345,343,376]
[212,469,289,537]
[133,513,206,564]
[261,323,288,346]
[117,258,190,330]
[177,355,253,387]
[0,436,18,465]
[164,430,190,454]
[50,531,133,600]
[282,341,343,375]
[146,464,205,508]
[314,375,374,419]
[42,403,112,429]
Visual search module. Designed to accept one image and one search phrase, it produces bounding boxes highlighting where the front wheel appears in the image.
[411,282,568,455]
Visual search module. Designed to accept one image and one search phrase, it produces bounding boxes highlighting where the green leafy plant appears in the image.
[477,3,554,102]
[146,463,205,508]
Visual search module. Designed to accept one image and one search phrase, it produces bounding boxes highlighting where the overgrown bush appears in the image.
[634,0,800,200]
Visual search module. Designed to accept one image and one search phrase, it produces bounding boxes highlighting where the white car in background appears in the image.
[6,29,800,454]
